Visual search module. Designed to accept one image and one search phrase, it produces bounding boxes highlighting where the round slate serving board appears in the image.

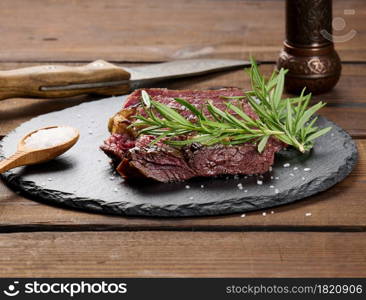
[0,96,358,217]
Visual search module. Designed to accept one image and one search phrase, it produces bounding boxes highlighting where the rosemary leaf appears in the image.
[132,58,332,153]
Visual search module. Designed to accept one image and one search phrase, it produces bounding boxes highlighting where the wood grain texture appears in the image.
[0,0,364,62]
[0,231,365,277]
[0,60,130,100]
[0,140,364,232]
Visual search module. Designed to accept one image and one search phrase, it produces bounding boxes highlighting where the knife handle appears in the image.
[0,60,131,100]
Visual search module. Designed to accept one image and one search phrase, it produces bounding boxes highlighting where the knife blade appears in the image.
[0,59,252,100]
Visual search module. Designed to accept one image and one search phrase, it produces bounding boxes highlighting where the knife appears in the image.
[0,59,252,100]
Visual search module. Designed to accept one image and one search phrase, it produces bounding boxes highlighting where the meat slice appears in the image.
[101,88,284,182]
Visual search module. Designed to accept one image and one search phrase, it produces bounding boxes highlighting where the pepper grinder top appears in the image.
[277,0,341,94]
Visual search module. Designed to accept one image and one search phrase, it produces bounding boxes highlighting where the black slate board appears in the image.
[0,96,358,217]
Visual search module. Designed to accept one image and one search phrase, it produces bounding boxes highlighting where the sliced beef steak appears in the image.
[101,88,284,182]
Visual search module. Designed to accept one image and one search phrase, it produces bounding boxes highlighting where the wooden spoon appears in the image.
[0,126,79,173]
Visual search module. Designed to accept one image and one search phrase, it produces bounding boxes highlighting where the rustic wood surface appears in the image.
[0,0,365,277]
[1,232,365,277]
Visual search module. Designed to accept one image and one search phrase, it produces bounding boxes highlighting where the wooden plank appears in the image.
[0,140,365,232]
[1,63,366,137]
[0,231,365,277]
[0,0,364,62]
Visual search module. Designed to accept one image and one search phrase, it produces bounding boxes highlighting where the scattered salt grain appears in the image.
[237,183,243,190]
[275,177,279,180]
[275,188,279,194]
[269,166,273,172]
[241,214,246,218]
[47,178,52,181]
[305,212,312,217]
[262,212,267,216]
[271,211,274,214]
[109,176,115,180]
[257,180,263,185]
[244,176,248,179]
[290,173,294,177]
[189,196,194,200]
[270,176,274,180]
[24,127,76,150]
[113,188,118,192]
[88,131,93,135]
[244,190,248,193]
[185,185,190,189]
[302,177,306,181]
[293,167,298,171]
[200,185,204,188]
[283,163,290,168]
[234,175,239,180]
[269,185,274,189]
[304,168,311,172]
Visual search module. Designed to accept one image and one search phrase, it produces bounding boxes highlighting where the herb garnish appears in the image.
[131,58,331,153]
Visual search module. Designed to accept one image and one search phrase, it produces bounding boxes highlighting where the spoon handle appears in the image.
[0,151,27,173]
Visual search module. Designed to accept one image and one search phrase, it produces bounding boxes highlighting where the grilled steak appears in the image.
[101,88,283,182]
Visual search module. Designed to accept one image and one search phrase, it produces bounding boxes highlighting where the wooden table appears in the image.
[0,0,365,277]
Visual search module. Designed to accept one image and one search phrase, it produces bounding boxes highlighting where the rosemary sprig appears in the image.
[131,58,331,153]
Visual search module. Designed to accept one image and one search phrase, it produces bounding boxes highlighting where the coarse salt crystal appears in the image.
[305,212,312,217]
[270,185,274,188]
[293,167,298,171]
[257,180,263,185]
[269,166,273,172]
[113,188,118,192]
[275,189,279,194]
[275,177,279,180]
[283,163,290,168]
[262,212,266,216]
[290,173,294,177]
[24,127,76,149]
[302,177,306,180]
[189,196,194,200]
[47,178,52,181]
[304,168,311,172]
[185,185,190,189]
[271,211,274,214]
[244,190,248,193]
[241,214,246,218]
[200,185,204,188]
[237,183,243,190]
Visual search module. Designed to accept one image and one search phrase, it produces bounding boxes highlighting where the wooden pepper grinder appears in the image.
[277,0,341,94]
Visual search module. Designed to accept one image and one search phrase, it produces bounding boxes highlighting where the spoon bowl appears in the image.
[0,126,79,173]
